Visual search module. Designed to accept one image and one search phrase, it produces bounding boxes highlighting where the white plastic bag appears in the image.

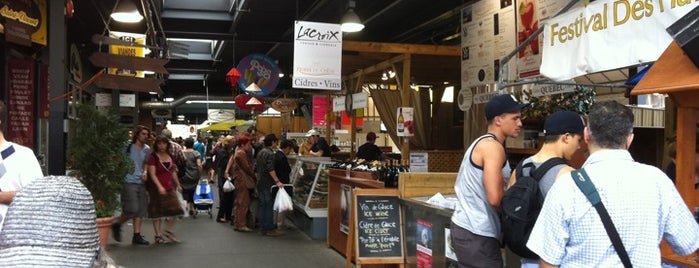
[177,191,189,217]
[223,178,235,193]
[273,187,293,213]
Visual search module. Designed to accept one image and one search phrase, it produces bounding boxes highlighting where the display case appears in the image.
[288,156,333,239]
[289,156,333,217]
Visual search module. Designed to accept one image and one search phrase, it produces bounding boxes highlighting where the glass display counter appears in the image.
[287,156,333,239]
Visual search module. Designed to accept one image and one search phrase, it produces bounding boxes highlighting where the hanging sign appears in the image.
[0,0,47,46]
[271,98,298,113]
[292,20,342,90]
[541,0,699,81]
[237,54,280,97]
[234,94,265,111]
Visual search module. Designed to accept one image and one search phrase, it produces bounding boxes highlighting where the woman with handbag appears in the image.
[146,135,184,244]
[232,135,256,232]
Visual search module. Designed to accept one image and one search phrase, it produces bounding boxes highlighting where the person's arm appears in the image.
[225,152,235,178]
[266,153,283,187]
[237,151,256,178]
[539,259,559,268]
[148,163,165,194]
[475,139,506,212]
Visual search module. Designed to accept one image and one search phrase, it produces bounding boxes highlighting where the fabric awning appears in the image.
[199,120,254,132]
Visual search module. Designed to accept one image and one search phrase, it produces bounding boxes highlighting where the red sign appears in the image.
[7,59,35,148]
[233,94,265,111]
[312,95,327,126]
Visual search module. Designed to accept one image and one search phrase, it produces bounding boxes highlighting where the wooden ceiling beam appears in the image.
[344,54,405,80]
[343,41,460,56]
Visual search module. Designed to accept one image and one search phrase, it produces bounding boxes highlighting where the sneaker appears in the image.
[263,230,285,237]
[111,223,122,242]
[132,234,150,245]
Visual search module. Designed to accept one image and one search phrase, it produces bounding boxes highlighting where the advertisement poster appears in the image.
[6,59,35,148]
[340,184,352,234]
[516,0,569,79]
[293,21,342,90]
[396,107,414,137]
[312,95,328,127]
[417,219,433,268]
[461,0,516,89]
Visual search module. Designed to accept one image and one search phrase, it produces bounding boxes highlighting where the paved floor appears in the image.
[108,211,346,268]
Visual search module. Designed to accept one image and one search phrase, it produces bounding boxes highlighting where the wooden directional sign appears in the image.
[94,75,164,95]
[89,52,169,74]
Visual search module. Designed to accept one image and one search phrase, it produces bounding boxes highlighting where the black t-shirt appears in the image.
[311,137,332,157]
[356,142,383,162]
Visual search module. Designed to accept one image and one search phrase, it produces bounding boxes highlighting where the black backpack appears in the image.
[501,157,567,259]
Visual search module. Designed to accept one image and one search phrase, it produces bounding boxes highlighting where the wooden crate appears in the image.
[398,172,458,198]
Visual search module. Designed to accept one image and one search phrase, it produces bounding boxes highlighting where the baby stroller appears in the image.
[192,180,214,219]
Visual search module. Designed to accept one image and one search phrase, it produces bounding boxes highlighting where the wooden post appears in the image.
[400,53,412,161]
[326,94,333,144]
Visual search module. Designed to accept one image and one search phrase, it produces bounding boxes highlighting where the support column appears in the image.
[48,1,67,175]
[400,53,411,162]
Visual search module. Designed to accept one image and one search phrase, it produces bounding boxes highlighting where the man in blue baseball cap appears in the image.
[451,93,528,268]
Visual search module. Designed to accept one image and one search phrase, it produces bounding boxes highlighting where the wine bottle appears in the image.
[397,108,405,133]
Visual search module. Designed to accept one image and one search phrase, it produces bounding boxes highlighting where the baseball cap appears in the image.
[305,129,319,137]
[544,110,585,136]
[366,132,378,141]
[484,94,528,120]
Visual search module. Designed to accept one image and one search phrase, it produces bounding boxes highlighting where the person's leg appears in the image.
[113,183,139,242]
[233,181,250,231]
[450,223,503,268]
[163,217,180,242]
[153,219,169,244]
[258,187,275,234]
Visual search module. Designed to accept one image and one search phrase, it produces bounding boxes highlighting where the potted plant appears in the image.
[68,104,133,248]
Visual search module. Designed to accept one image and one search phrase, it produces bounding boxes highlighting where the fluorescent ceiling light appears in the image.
[167,38,214,43]
[341,1,364,32]
[110,0,143,23]
[164,97,174,102]
[186,100,235,104]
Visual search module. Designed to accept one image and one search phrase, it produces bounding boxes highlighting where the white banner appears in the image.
[541,0,699,81]
[293,21,342,90]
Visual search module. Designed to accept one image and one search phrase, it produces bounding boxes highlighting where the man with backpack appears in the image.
[501,110,585,267]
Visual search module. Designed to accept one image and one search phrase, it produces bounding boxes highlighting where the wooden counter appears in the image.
[327,170,385,257]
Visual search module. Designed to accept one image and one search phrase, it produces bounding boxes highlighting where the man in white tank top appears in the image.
[451,94,527,268]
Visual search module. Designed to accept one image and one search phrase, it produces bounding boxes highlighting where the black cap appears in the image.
[484,94,528,120]
[544,111,585,136]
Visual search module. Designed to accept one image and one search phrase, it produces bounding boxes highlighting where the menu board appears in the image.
[348,188,404,265]
[7,58,35,148]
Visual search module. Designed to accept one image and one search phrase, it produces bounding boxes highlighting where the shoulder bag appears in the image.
[571,168,632,268]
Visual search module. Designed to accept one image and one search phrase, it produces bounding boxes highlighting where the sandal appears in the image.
[163,230,181,243]
[154,235,170,244]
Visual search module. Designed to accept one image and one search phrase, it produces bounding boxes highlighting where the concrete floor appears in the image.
[107,212,347,268]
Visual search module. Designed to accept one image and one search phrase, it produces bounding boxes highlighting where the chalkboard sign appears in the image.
[346,188,404,267]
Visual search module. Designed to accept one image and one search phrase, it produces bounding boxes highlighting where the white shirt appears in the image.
[527,149,699,267]
[0,142,44,231]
